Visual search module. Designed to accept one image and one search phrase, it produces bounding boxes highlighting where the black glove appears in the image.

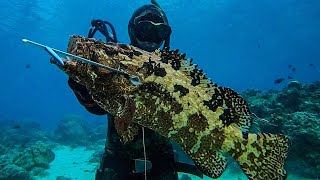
[68,78,107,115]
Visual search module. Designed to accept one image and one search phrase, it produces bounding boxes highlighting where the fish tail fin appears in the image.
[229,133,290,180]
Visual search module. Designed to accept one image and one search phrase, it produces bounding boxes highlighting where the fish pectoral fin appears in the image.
[230,133,290,180]
[189,148,227,178]
[114,95,136,132]
[116,123,140,144]
[113,95,139,144]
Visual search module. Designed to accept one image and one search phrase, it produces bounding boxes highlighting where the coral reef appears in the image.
[283,112,320,177]
[53,115,106,147]
[1,81,319,179]
[0,164,32,180]
[0,141,55,179]
[54,115,90,146]
[0,121,52,149]
[56,176,73,180]
[12,141,55,170]
[242,80,320,179]
[0,120,56,179]
[0,115,106,179]
[0,144,6,156]
[89,148,104,163]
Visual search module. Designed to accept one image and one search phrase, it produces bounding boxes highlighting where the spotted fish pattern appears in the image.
[59,36,290,180]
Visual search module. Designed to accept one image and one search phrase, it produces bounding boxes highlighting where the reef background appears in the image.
[0,0,319,179]
[1,81,319,179]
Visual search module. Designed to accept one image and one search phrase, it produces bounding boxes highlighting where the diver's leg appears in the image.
[147,132,179,180]
[149,158,178,180]
[95,145,132,180]
[95,118,133,180]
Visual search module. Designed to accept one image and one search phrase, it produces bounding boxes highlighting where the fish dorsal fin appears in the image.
[159,48,252,132]
[113,95,139,143]
[160,48,215,88]
[160,48,213,86]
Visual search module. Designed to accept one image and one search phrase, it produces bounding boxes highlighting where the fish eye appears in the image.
[129,75,141,86]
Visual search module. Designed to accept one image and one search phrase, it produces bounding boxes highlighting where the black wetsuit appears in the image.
[68,78,178,180]
[67,2,192,179]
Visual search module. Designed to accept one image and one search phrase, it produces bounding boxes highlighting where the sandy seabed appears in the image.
[36,146,310,180]
[36,146,98,180]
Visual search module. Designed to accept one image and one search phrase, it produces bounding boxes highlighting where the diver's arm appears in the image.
[67,19,119,116]
[68,78,107,115]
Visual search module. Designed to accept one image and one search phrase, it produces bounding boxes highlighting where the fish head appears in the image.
[57,35,153,115]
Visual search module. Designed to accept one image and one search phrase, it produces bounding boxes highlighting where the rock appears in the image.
[180,174,192,180]
[283,112,320,153]
[89,148,104,163]
[12,141,55,171]
[56,176,73,180]
[287,80,302,90]
[29,167,48,177]
[282,112,320,178]
[0,164,32,180]
[276,88,301,112]
[263,112,320,178]
[0,120,52,149]
[0,144,7,156]
[89,123,107,142]
[54,115,90,146]
[242,89,261,97]
[0,155,12,170]
[242,90,278,118]
[305,81,320,92]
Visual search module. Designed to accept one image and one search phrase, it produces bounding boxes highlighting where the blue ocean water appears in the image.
[0,0,319,179]
[0,0,319,129]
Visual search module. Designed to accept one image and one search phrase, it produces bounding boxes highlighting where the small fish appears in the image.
[288,64,292,69]
[288,76,293,80]
[274,78,285,84]
[12,125,21,129]
[257,42,261,49]
[25,64,31,69]
[309,63,314,67]
[292,67,296,72]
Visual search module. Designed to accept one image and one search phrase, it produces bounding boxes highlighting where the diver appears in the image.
[68,0,202,179]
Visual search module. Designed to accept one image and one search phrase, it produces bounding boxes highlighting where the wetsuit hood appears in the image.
[128,4,171,52]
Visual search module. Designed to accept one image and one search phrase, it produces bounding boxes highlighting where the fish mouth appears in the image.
[62,58,78,67]
[57,35,141,86]
[50,57,74,66]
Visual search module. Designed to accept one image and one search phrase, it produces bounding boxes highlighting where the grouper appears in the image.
[57,35,290,180]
